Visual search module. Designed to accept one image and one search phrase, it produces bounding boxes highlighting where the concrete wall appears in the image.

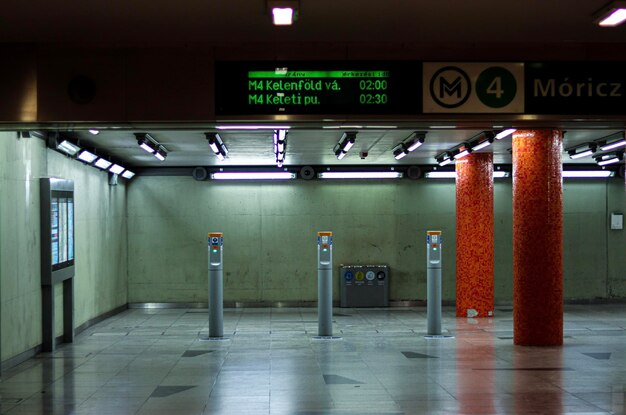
[127,175,625,304]
[0,132,128,362]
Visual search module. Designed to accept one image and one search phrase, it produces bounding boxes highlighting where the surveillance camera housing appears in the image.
[359,151,368,159]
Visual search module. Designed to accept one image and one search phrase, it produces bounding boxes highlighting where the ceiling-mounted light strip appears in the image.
[318,171,403,179]
[562,170,614,178]
[216,125,291,130]
[424,171,510,179]
[211,172,296,180]
[595,0,626,26]
[334,131,357,160]
[88,129,100,135]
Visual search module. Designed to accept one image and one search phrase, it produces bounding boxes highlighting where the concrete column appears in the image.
[512,130,563,346]
[455,152,494,318]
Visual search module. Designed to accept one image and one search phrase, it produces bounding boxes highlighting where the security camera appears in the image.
[359,151,368,159]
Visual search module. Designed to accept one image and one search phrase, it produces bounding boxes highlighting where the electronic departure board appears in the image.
[215,61,422,115]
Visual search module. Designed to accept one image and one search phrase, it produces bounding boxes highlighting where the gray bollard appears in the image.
[426,231,442,335]
[208,232,224,338]
[317,231,333,336]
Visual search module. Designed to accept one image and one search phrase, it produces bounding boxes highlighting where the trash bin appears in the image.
[340,265,389,307]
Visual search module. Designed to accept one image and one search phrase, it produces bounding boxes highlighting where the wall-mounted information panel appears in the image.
[216,61,626,116]
[40,177,75,352]
[215,61,422,115]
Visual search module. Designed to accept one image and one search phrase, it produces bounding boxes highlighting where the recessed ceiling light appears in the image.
[595,1,626,26]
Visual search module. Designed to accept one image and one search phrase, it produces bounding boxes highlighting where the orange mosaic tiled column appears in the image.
[455,152,494,318]
[512,130,563,346]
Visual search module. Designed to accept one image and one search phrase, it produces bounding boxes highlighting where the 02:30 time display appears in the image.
[359,94,388,104]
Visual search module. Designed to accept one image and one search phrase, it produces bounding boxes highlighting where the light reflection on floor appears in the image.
[0,304,624,414]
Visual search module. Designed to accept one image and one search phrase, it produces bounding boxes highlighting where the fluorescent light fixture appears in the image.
[570,149,594,159]
[57,140,81,156]
[121,170,135,179]
[211,172,296,180]
[424,171,510,179]
[454,149,471,159]
[342,139,355,153]
[595,1,626,26]
[216,125,291,130]
[394,148,408,160]
[438,158,453,166]
[600,138,626,151]
[109,164,125,175]
[471,140,492,152]
[322,125,364,129]
[597,156,621,166]
[406,140,423,152]
[495,129,516,140]
[207,133,228,161]
[88,129,100,135]
[429,125,456,129]
[139,141,155,153]
[209,141,219,153]
[154,148,166,161]
[318,171,403,179]
[334,131,357,160]
[94,158,112,170]
[77,150,98,163]
[562,170,613,178]
[272,7,294,25]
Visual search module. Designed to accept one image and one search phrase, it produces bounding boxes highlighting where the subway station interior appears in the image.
[1,1,626,414]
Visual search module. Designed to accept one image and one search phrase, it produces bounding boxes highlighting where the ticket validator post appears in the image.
[426,231,443,335]
[317,231,333,336]
[208,232,224,338]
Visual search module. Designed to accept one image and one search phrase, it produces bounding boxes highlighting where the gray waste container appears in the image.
[340,265,389,307]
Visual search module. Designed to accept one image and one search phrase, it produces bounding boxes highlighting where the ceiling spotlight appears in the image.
[334,131,357,160]
[595,0,626,26]
[267,0,299,25]
[206,133,228,161]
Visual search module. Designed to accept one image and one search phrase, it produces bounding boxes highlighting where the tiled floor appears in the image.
[0,305,624,414]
